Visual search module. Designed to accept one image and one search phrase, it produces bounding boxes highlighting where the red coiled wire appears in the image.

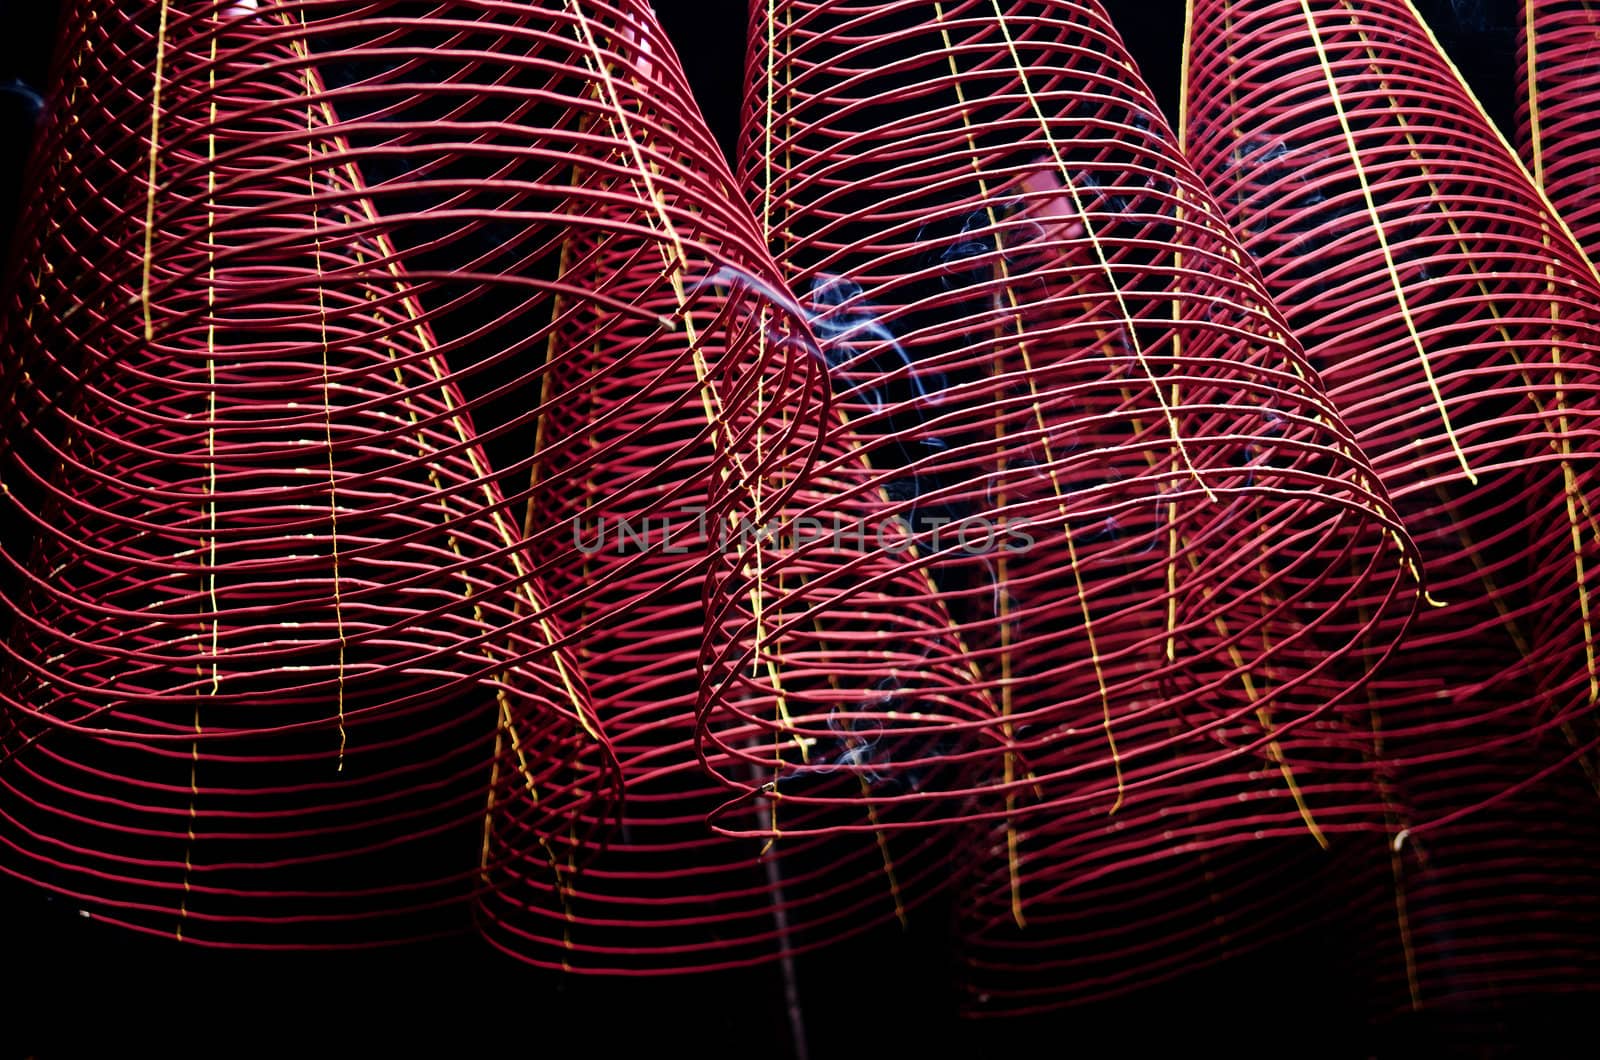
[1184,0,1600,776]
[1182,0,1600,1011]
[738,0,1423,1013]
[0,0,631,946]
[7,0,1589,1009]
[2,0,1008,971]
[1516,0,1600,260]
[466,0,994,973]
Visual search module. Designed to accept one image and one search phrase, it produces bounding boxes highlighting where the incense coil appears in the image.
[470,0,993,971]
[1517,0,1600,261]
[731,0,1421,827]
[737,0,1421,1012]
[1184,0,1600,805]
[0,0,624,946]
[1183,0,1600,1009]
[0,0,873,947]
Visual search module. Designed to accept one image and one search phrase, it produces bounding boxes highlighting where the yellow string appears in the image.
[1296,0,1478,485]
[177,26,218,942]
[297,35,348,770]
[989,0,1218,505]
[760,1,917,911]
[141,0,172,341]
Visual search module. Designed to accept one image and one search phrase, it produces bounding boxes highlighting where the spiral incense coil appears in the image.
[738,0,1422,1012]
[1183,0,1600,802]
[730,0,1422,834]
[1183,0,1600,1010]
[469,1,993,972]
[1517,0,1600,261]
[0,0,909,947]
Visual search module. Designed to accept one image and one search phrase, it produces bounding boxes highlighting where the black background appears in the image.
[0,1,1584,1055]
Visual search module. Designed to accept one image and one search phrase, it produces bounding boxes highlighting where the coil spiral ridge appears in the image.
[1516,0,1600,260]
[739,0,1423,1013]
[1183,0,1600,1012]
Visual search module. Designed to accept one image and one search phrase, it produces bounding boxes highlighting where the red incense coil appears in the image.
[467,0,991,972]
[1183,0,1600,806]
[738,0,1421,1012]
[731,0,1421,826]
[0,0,704,947]
[1517,0,1600,261]
[1182,0,1600,1010]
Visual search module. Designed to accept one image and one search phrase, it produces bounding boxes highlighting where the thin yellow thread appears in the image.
[521,104,597,539]
[1297,0,1478,485]
[866,797,907,927]
[178,29,219,941]
[522,232,575,539]
[1246,558,1328,848]
[300,71,597,742]
[1402,0,1600,288]
[298,47,348,771]
[990,0,1217,504]
[280,32,594,924]
[1389,838,1422,1009]
[1515,0,1598,707]
[933,5,1034,923]
[938,10,1124,819]
[1395,5,1600,692]
[1368,704,1421,1009]
[1178,545,1328,845]
[1145,0,1325,843]
[1202,0,1431,603]
[768,0,999,729]
[1525,0,1546,189]
[763,0,779,240]
[758,2,795,851]
[141,0,172,341]
[1171,0,1198,664]
[565,3,795,844]
[1345,1,1596,703]
[759,4,922,904]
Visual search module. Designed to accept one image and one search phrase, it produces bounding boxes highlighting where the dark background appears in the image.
[0,1,1577,1056]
